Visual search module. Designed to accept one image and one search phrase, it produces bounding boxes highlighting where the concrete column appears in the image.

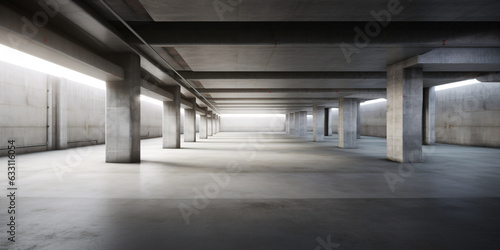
[387,66,423,163]
[299,111,307,137]
[208,111,213,136]
[313,106,325,142]
[47,76,68,150]
[294,112,300,136]
[423,87,436,145]
[106,53,141,163]
[162,86,181,148]
[323,108,329,136]
[357,100,361,139]
[338,98,357,149]
[288,113,295,135]
[184,99,197,142]
[199,109,208,139]
[328,108,334,135]
[215,114,219,134]
[285,114,290,133]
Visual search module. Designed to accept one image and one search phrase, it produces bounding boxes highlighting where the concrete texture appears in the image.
[360,101,387,138]
[313,106,324,142]
[163,86,181,148]
[323,108,330,136]
[294,112,300,136]
[387,66,423,163]
[289,113,295,135]
[299,111,307,137]
[356,100,361,139]
[199,114,208,139]
[1,132,500,250]
[184,100,196,142]
[423,87,436,145]
[105,53,141,163]
[338,98,357,149]
[435,82,500,147]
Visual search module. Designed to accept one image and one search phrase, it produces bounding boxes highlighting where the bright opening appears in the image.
[0,43,163,106]
[435,79,480,91]
[361,98,386,105]
[222,114,286,118]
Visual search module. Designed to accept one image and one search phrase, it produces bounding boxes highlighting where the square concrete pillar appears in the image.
[323,108,330,136]
[294,112,300,136]
[328,108,334,135]
[47,76,68,150]
[208,111,213,136]
[106,53,141,163]
[285,114,290,133]
[199,109,208,139]
[423,87,436,145]
[184,99,197,142]
[357,100,361,139]
[299,111,307,137]
[289,113,295,135]
[338,98,357,149]
[215,114,219,134]
[162,86,181,148]
[387,66,423,163]
[313,106,325,142]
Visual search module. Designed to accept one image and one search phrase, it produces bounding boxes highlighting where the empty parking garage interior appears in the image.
[1,0,500,249]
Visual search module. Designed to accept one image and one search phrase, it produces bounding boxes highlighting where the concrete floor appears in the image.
[1,132,500,250]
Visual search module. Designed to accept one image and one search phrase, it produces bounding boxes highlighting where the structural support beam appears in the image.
[132,22,500,47]
[200,111,208,139]
[285,114,290,133]
[184,99,197,142]
[106,53,141,163]
[289,113,295,135]
[338,98,357,149]
[299,111,307,138]
[162,86,181,148]
[423,87,436,145]
[313,106,325,142]
[323,108,330,136]
[387,65,423,163]
[357,100,361,139]
[294,112,300,137]
[208,111,213,136]
[47,76,68,150]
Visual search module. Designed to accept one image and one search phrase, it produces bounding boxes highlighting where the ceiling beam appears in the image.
[129,22,500,46]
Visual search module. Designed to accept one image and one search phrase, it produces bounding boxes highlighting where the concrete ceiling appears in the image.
[6,0,500,114]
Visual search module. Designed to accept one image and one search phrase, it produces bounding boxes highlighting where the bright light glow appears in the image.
[361,98,386,105]
[0,43,166,106]
[0,43,105,89]
[141,95,163,106]
[222,114,286,118]
[435,79,480,91]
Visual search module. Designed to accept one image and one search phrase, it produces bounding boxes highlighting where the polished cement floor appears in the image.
[1,132,499,250]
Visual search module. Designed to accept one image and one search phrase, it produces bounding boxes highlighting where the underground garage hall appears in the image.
[1,0,500,249]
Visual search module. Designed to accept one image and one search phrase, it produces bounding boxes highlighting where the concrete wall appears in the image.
[307,115,313,131]
[435,82,500,147]
[0,61,163,156]
[332,108,339,134]
[357,82,500,147]
[360,101,387,138]
[221,115,285,132]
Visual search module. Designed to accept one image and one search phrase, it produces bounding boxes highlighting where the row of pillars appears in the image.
[105,53,220,163]
[285,99,361,148]
[285,68,436,163]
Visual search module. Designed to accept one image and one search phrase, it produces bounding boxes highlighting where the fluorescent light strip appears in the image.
[435,79,480,91]
[0,43,106,90]
[361,98,386,105]
[222,114,286,118]
[0,43,165,106]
